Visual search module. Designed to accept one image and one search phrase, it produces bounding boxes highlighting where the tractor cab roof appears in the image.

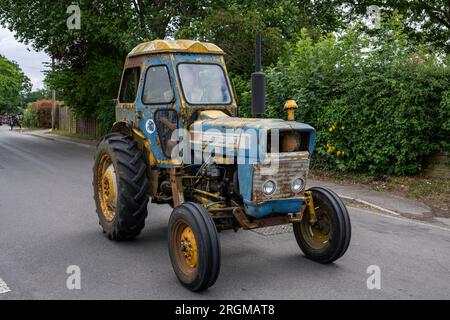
[128,40,224,58]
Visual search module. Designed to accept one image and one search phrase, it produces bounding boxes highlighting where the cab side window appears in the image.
[142,66,174,104]
[119,67,141,103]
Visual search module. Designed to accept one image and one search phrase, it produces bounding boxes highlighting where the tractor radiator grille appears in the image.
[252,156,310,204]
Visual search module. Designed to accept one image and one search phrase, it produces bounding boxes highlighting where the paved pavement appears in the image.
[1,125,449,299]
[308,180,449,224]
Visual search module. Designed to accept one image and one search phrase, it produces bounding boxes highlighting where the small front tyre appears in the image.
[293,187,351,264]
[168,202,221,292]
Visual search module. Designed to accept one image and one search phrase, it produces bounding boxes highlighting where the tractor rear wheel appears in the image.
[93,133,149,241]
[168,202,221,292]
[293,187,351,264]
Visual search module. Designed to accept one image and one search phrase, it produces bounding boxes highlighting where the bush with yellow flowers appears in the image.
[258,16,450,175]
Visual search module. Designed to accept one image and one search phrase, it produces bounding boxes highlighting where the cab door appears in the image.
[137,62,179,166]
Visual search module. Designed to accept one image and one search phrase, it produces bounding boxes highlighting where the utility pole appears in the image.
[51,55,56,131]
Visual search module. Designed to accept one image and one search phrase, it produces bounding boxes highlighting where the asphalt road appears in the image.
[0,125,449,300]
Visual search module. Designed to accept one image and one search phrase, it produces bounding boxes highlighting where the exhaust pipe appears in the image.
[251,34,266,117]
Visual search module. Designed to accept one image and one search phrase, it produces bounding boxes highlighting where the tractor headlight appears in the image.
[262,180,276,196]
[291,178,305,193]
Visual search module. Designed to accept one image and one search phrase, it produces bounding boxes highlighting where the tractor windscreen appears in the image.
[178,63,231,105]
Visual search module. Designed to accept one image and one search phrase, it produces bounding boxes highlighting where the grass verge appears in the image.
[310,169,450,214]
[47,130,95,141]
[13,127,41,132]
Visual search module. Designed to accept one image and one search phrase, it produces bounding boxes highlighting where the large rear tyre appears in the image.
[93,133,149,241]
[168,202,221,292]
[293,187,351,264]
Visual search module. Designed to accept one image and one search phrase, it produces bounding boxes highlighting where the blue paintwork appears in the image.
[198,118,316,217]
[118,51,317,218]
[134,54,180,164]
[196,117,316,162]
[130,53,227,166]
[238,163,254,206]
[244,198,304,219]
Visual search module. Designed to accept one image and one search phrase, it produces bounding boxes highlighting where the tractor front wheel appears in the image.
[293,187,351,264]
[168,202,221,292]
[93,133,149,241]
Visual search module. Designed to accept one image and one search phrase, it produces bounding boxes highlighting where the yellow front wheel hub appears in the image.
[301,206,332,250]
[172,221,199,276]
[179,226,198,269]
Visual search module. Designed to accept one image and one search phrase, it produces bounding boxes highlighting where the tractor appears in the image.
[93,37,351,292]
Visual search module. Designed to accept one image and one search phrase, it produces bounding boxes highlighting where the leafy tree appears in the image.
[176,0,346,77]
[177,8,284,76]
[0,0,207,59]
[342,0,450,53]
[0,54,31,114]
[0,0,348,130]
[0,0,214,130]
[20,88,51,107]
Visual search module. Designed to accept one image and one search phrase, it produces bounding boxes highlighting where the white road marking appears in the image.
[338,194,401,216]
[351,206,450,232]
[0,278,11,294]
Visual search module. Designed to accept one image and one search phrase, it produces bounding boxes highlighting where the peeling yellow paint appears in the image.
[128,40,224,58]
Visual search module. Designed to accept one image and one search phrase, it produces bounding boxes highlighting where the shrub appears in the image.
[32,100,53,128]
[237,16,450,175]
[440,90,450,152]
[22,100,65,128]
[23,105,38,128]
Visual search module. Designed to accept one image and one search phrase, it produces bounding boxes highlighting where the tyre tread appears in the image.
[93,133,149,241]
[294,187,351,264]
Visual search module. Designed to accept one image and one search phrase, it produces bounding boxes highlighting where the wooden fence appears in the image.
[58,106,102,138]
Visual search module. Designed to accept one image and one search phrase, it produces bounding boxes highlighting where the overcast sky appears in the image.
[0,26,50,90]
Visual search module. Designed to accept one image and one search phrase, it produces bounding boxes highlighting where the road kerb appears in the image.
[27,133,96,149]
[338,194,401,216]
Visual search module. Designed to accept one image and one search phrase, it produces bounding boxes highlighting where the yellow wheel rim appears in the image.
[301,203,332,250]
[180,226,198,268]
[172,221,198,276]
[97,154,117,222]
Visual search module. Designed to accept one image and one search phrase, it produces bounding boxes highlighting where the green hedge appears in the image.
[237,17,450,175]
[22,105,38,128]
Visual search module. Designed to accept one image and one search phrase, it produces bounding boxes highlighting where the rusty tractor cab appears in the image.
[93,39,351,292]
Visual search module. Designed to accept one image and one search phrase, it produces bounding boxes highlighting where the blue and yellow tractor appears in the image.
[93,37,351,292]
